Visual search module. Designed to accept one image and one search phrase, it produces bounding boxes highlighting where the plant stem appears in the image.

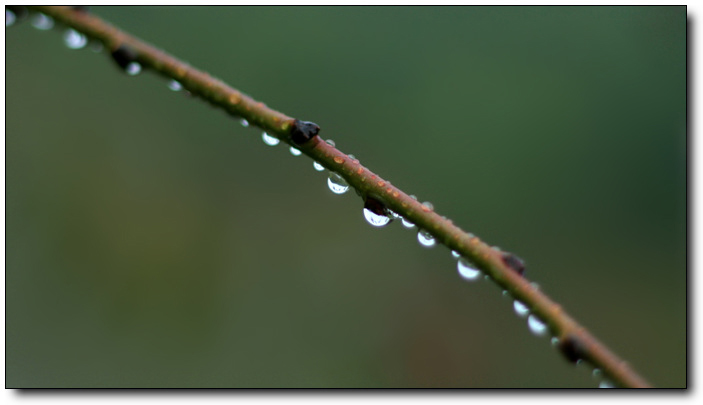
[27,5,651,388]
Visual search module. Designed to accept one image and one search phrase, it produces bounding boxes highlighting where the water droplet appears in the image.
[168,80,182,91]
[325,139,335,147]
[125,62,142,76]
[457,258,481,281]
[388,210,400,219]
[289,147,302,156]
[409,195,418,200]
[417,230,436,247]
[513,300,530,318]
[313,161,325,171]
[363,208,391,227]
[451,250,460,258]
[592,369,602,378]
[598,380,614,389]
[63,29,87,50]
[31,13,54,30]
[327,173,349,194]
[348,154,356,160]
[401,217,415,228]
[261,132,279,146]
[527,315,548,336]
[6,10,16,27]
[240,118,249,127]
[551,337,560,346]
[422,201,434,211]
[502,290,509,297]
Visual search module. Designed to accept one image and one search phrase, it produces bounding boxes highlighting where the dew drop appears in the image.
[325,139,335,147]
[551,337,560,346]
[313,161,325,171]
[327,173,349,194]
[261,132,279,146]
[31,13,54,30]
[125,62,142,76]
[63,29,87,50]
[598,380,615,389]
[513,300,530,318]
[363,208,391,227]
[401,217,415,228]
[421,201,434,211]
[240,118,249,127]
[527,314,548,336]
[6,9,16,27]
[289,147,302,156]
[409,195,418,200]
[417,230,436,247]
[348,154,356,160]
[168,80,183,91]
[592,369,602,378]
[451,250,460,258]
[457,258,481,281]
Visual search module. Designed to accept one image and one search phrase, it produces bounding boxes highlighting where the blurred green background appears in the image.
[5,6,686,388]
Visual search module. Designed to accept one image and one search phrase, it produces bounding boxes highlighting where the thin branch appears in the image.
[26,5,651,388]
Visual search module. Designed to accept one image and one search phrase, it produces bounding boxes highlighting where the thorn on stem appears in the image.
[501,252,526,276]
[558,333,588,364]
[110,44,139,72]
[290,119,320,145]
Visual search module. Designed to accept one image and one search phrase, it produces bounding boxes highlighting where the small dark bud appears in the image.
[72,6,91,13]
[110,44,139,71]
[558,334,588,364]
[290,119,320,145]
[501,252,526,276]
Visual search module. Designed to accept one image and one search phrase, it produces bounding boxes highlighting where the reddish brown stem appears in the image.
[28,5,651,388]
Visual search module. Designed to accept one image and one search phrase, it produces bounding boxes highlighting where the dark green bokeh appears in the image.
[6,6,685,388]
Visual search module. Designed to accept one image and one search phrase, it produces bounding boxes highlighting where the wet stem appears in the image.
[13,5,652,388]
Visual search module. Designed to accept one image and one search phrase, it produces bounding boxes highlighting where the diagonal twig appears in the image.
[24,5,652,388]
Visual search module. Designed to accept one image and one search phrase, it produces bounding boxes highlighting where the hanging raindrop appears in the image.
[327,172,349,195]
[63,29,87,49]
[457,258,481,281]
[401,217,415,228]
[363,208,391,227]
[168,80,182,91]
[31,13,54,30]
[125,62,142,76]
[313,161,325,171]
[451,250,460,258]
[261,132,280,146]
[325,139,336,147]
[6,9,16,27]
[289,147,302,156]
[598,380,615,389]
[527,314,548,336]
[551,337,560,346]
[513,300,530,318]
[417,230,436,248]
[240,118,249,127]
